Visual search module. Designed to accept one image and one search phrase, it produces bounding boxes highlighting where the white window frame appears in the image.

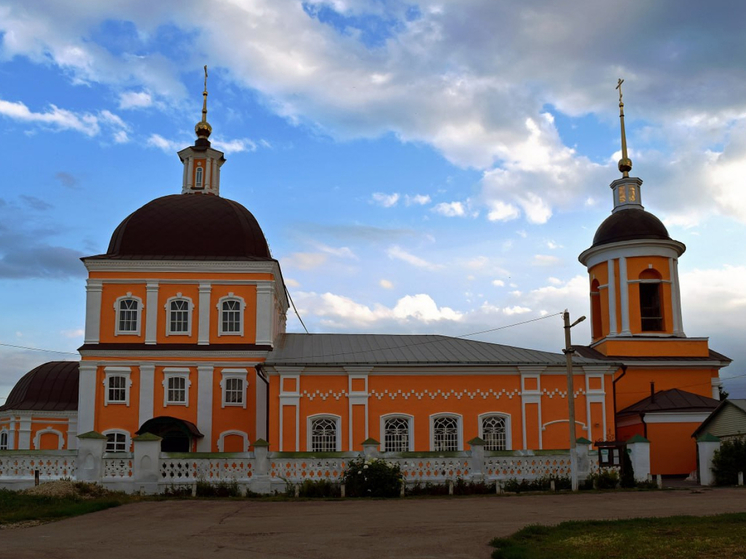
[162,367,191,407]
[33,427,65,450]
[380,413,414,452]
[220,368,248,408]
[114,293,144,336]
[103,367,132,406]
[307,414,341,452]
[0,429,9,450]
[195,165,204,189]
[164,294,194,336]
[430,413,463,452]
[217,430,250,452]
[217,293,246,336]
[103,429,131,453]
[478,412,512,451]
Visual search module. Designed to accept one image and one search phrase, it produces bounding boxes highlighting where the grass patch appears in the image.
[490,513,746,559]
[0,488,133,526]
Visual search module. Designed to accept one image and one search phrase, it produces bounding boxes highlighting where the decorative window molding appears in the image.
[33,427,64,450]
[380,414,414,452]
[162,368,191,406]
[0,429,8,450]
[164,294,194,336]
[220,368,248,408]
[217,430,250,452]
[114,293,144,336]
[103,429,131,453]
[195,165,204,189]
[217,293,246,336]
[103,367,132,406]
[307,414,341,452]
[430,413,463,452]
[478,412,512,451]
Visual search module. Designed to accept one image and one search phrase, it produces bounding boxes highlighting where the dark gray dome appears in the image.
[592,209,670,248]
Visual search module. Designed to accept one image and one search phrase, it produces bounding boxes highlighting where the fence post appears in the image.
[467,437,485,482]
[133,432,162,494]
[361,438,380,460]
[76,431,107,483]
[249,439,272,494]
[696,433,721,486]
[626,435,651,482]
[575,437,591,482]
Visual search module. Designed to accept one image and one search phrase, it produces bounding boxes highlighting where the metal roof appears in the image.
[264,333,616,367]
[0,361,79,412]
[618,388,719,416]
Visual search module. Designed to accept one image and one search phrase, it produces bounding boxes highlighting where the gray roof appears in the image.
[264,333,617,367]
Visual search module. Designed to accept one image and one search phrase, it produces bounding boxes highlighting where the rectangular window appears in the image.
[167,376,186,403]
[118,299,139,332]
[221,300,241,333]
[106,432,127,453]
[640,283,663,331]
[225,378,243,404]
[169,300,189,333]
[108,376,127,403]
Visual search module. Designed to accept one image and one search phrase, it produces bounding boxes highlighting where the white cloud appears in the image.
[371,192,400,207]
[285,278,301,288]
[211,138,257,154]
[432,201,466,217]
[281,252,328,270]
[487,201,520,222]
[146,133,182,153]
[60,328,84,338]
[533,254,561,267]
[491,279,505,287]
[386,245,442,270]
[379,279,394,289]
[118,90,152,110]
[546,241,563,250]
[405,194,431,206]
[312,242,357,259]
[503,305,531,315]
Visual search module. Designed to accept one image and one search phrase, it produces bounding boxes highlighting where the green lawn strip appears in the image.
[0,489,133,526]
[490,513,746,559]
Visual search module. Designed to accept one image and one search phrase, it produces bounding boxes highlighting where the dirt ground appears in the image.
[1,487,745,559]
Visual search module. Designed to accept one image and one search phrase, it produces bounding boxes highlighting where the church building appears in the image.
[0,78,730,477]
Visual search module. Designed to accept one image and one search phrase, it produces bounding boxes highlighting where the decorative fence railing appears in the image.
[0,434,637,494]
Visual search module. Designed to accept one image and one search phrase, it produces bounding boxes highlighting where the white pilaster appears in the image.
[204,158,212,192]
[607,259,618,336]
[519,368,543,450]
[77,363,98,434]
[8,418,15,450]
[84,280,103,344]
[619,257,631,336]
[670,257,685,336]
[346,367,371,451]
[198,283,211,345]
[18,416,31,450]
[145,282,159,345]
[186,156,194,190]
[255,371,268,441]
[67,417,78,450]
[255,283,275,346]
[182,159,188,193]
[139,364,156,427]
[197,365,213,451]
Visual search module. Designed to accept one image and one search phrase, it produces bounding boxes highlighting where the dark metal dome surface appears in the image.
[103,194,271,260]
[592,209,670,248]
[0,361,79,412]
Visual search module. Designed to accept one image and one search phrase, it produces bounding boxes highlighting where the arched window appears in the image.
[217,294,245,336]
[114,293,143,336]
[0,430,8,450]
[103,430,130,453]
[195,166,203,189]
[309,416,339,452]
[431,415,461,452]
[590,279,602,339]
[480,415,508,451]
[383,416,412,452]
[165,295,193,336]
[639,269,663,331]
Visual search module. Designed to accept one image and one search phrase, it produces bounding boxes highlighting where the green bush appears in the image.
[502,475,571,493]
[295,478,340,498]
[712,438,746,486]
[620,451,635,488]
[589,469,619,489]
[454,478,495,495]
[405,481,448,496]
[195,479,240,497]
[343,457,402,498]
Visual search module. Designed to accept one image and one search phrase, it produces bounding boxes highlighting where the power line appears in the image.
[285,287,309,334]
[0,342,77,356]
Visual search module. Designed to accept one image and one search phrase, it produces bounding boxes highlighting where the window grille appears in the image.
[105,432,127,453]
[225,378,243,404]
[167,376,186,403]
[221,300,241,333]
[311,418,337,452]
[108,376,127,403]
[169,300,189,333]
[433,416,459,451]
[384,417,410,452]
[118,299,139,332]
[482,415,507,451]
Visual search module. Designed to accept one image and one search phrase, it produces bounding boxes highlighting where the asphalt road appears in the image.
[2,488,745,559]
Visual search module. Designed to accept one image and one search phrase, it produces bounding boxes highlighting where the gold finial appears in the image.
[616,78,632,177]
[195,64,212,139]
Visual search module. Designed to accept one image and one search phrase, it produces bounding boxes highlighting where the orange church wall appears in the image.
[594,338,709,358]
[156,284,200,344]
[29,420,69,450]
[647,422,700,475]
[297,376,348,451]
[94,365,141,436]
[614,367,716,411]
[152,366,199,426]
[210,284,258,344]
[589,263,609,339]
[99,284,148,344]
[351,405,366,451]
[616,423,644,442]
[209,367,257,451]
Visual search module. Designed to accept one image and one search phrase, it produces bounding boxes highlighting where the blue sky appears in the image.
[1,0,745,402]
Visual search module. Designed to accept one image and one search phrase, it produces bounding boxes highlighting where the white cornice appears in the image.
[578,238,686,268]
[79,350,270,359]
[84,259,280,274]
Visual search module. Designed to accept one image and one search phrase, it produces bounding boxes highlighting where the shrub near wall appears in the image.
[343,457,402,498]
[712,438,746,486]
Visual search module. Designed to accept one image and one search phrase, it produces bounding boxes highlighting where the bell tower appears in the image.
[178,65,225,196]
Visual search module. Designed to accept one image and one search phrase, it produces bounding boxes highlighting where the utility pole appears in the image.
[563,310,585,491]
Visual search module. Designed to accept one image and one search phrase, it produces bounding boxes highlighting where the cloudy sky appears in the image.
[1,0,745,403]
